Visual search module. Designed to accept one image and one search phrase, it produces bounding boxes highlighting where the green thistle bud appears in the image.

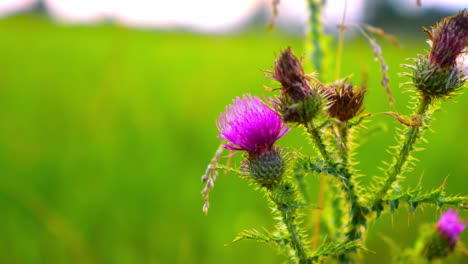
[411,55,465,98]
[325,79,366,122]
[276,92,323,125]
[407,10,468,98]
[421,230,452,260]
[420,210,466,260]
[243,148,286,187]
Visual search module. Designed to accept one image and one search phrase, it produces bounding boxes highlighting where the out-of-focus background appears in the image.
[0,0,467,263]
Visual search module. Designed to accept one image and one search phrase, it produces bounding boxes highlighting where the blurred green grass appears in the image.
[0,14,467,263]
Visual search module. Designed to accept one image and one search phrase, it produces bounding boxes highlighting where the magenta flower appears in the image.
[437,209,466,249]
[427,10,468,68]
[217,95,289,155]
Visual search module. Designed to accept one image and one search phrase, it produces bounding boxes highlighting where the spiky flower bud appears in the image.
[410,10,468,98]
[270,47,324,124]
[421,209,466,260]
[244,148,286,187]
[217,95,289,186]
[426,10,468,69]
[273,47,313,101]
[275,93,323,124]
[325,79,366,122]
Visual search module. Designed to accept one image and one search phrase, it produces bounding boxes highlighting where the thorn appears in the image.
[418,172,424,184]
[263,85,280,92]
[440,175,449,188]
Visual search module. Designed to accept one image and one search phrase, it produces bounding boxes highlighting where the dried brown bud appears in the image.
[268,47,325,124]
[325,80,366,122]
[272,47,314,102]
[426,10,468,68]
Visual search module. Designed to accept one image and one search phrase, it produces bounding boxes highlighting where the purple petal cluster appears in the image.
[217,95,289,155]
[427,10,468,68]
[437,209,466,248]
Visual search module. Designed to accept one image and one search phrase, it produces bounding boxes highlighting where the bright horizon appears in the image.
[0,0,466,32]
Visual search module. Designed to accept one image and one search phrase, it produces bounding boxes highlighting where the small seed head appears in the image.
[273,47,313,102]
[325,79,366,122]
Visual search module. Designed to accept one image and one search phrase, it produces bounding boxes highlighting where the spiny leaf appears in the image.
[226,229,288,246]
[310,240,365,260]
[385,180,468,211]
[295,157,341,178]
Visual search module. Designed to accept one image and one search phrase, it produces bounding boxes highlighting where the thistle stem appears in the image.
[306,121,332,164]
[307,120,363,254]
[373,95,432,207]
[338,123,349,167]
[277,204,311,264]
[307,0,325,75]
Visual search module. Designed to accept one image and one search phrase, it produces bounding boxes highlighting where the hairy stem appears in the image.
[278,204,311,264]
[307,120,364,257]
[373,95,432,207]
[312,175,326,251]
[306,121,332,164]
[307,0,325,75]
[338,123,349,166]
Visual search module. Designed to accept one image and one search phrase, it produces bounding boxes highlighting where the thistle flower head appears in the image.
[426,10,468,68]
[325,79,366,122]
[272,47,314,102]
[269,47,324,124]
[437,209,466,249]
[217,95,289,156]
[409,10,468,98]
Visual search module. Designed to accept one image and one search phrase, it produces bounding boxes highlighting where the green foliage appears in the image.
[385,178,468,212]
[310,240,364,261]
[202,8,468,264]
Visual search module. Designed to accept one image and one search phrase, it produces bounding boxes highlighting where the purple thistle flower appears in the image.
[426,10,468,68]
[217,95,289,156]
[437,209,466,249]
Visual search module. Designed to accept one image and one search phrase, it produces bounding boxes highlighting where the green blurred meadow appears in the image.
[0,14,467,263]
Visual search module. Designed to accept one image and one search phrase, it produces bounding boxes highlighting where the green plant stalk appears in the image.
[338,123,349,167]
[307,121,364,246]
[306,121,332,164]
[306,0,325,76]
[277,204,311,264]
[372,95,432,208]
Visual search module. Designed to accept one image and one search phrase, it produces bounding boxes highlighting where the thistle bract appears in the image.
[411,55,466,98]
[244,149,286,187]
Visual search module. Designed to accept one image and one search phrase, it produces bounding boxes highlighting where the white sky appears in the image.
[0,0,466,32]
